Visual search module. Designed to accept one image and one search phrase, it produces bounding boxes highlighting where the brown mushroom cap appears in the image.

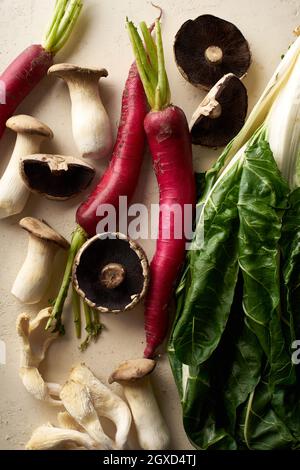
[6,115,53,138]
[73,232,150,313]
[19,217,69,250]
[48,63,108,81]
[108,358,156,384]
[20,154,95,201]
[190,74,248,147]
[174,14,251,90]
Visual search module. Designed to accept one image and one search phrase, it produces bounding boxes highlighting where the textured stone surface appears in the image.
[0,0,298,450]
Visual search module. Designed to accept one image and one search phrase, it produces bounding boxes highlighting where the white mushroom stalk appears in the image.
[26,424,97,450]
[69,363,132,449]
[0,115,53,219]
[11,217,69,304]
[48,63,113,159]
[109,358,170,450]
[16,308,62,404]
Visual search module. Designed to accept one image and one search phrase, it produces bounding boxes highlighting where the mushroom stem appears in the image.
[100,263,126,289]
[109,359,170,450]
[0,134,44,219]
[204,45,223,64]
[48,64,113,159]
[68,78,112,158]
[12,218,69,305]
[12,235,58,304]
[122,377,170,450]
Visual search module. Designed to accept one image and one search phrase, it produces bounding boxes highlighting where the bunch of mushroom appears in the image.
[0,60,112,220]
[25,360,170,450]
[18,312,170,451]
[174,14,251,146]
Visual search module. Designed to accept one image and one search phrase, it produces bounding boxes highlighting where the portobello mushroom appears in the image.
[174,14,251,89]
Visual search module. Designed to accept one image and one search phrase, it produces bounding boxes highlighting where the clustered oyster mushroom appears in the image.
[11,217,69,304]
[20,154,95,200]
[25,363,133,450]
[16,307,62,404]
[23,356,170,450]
[174,14,251,90]
[0,115,53,219]
[109,358,171,450]
[48,63,113,159]
[189,73,248,147]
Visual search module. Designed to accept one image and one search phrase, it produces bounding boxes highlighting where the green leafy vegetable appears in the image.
[169,36,300,450]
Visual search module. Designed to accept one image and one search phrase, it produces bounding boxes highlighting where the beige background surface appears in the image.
[0,0,298,450]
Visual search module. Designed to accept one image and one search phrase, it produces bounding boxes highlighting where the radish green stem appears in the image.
[140,21,158,74]
[80,301,93,351]
[126,20,155,108]
[132,24,157,89]
[72,287,81,338]
[92,308,103,340]
[154,20,170,110]
[45,225,87,333]
[127,19,170,111]
[43,0,83,54]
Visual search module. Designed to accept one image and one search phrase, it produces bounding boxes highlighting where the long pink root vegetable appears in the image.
[46,61,148,335]
[76,62,147,237]
[127,20,196,358]
[0,0,83,137]
[144,107,195,357]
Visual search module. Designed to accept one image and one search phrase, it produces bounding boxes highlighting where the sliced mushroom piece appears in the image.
[109,358,171,450]
[16,308,62,404]
[26,423,97,450]
[174,14,251,90]
[190,73,248,147]
[11,217,69,304]
[73,232,149,313]
[69,363,132,449]
[0,115,53,219]
[20,154,95,200]
[48,63,113,159]
[60,380,116,449]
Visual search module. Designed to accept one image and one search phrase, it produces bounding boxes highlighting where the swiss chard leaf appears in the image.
[173,158,243,366]
[238,382,297,450]
[281,187,300,347]
[237,135,292,386]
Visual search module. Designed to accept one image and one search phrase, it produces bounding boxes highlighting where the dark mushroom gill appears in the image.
[75,238,145,311]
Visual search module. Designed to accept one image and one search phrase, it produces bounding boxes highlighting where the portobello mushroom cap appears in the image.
[73,233,150,313]
[190,73,248,147]
[174,14,251,89]
[20,154,95,200]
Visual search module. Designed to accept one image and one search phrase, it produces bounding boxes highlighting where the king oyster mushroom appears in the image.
[174,14,251,90]
[20,154,95,200]
[73,232,149,313]
[109,358,171,450]
[0,115,53,218]
[190,73,248,147]
[48,63,113,159]
[11,217,69,304]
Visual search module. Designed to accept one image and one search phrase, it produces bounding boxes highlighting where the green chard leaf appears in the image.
[237,133,292,386]
[173,156,243,366]
[238,381,297,450]
[281,187,300,345]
